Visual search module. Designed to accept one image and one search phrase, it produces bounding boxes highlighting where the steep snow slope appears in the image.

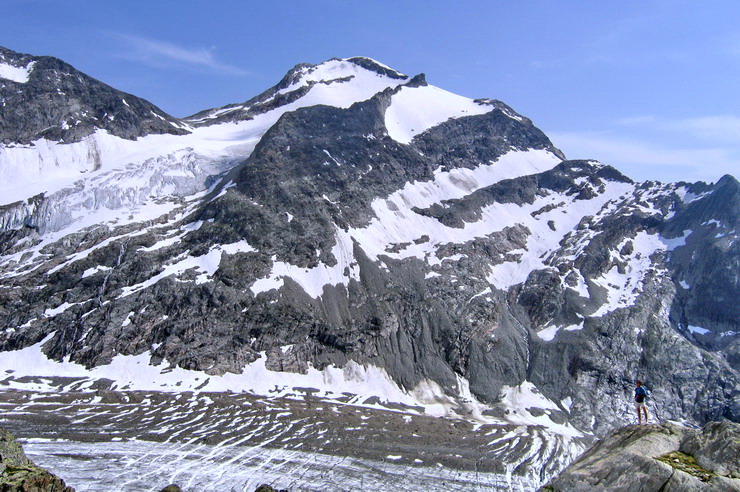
[384,84,494,144]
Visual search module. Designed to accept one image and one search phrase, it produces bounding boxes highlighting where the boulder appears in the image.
[0,426,74,492]
[542,422,740,491]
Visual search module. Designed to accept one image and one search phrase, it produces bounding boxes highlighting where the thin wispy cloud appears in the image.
[549,130,739,183]
[112,33,250,76]
[617,114,740,144]
[529,59,564,70]
[615,115,657,126]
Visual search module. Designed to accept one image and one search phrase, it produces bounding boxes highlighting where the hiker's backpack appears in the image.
[635,386,647,403]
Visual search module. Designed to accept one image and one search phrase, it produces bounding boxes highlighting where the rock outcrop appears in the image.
[542,421,740,491]
[254,485,289,492]
[0,426,74,492]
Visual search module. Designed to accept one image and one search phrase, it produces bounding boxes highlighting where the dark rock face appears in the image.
[542,421,740,491]
[0,426,75,492]
[663,175,740,363]
[0,46,187,144]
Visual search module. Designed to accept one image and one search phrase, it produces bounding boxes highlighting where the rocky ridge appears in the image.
[0,46,187,145]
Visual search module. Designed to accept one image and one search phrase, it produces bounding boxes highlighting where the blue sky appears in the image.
[3,1,738,183]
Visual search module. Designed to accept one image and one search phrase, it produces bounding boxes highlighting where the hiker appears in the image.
[634,380,649,424]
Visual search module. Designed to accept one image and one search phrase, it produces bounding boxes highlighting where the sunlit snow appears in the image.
[385,84,493,144]
[0,60,35,83]
[591,231,666,317]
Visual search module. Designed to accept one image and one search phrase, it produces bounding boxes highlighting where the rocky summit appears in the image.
[0,45,738,489]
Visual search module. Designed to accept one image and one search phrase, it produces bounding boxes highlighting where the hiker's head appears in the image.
[636,380,642,386]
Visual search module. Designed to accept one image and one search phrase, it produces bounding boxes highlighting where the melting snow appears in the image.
[537,322,584,342]
[486,181,634,290]
[351,149,563,263]
[120,239,257,297]
[0,332,583,438]
[498,382,581,437]
[81,265,111,278]
[660,230,691,251]
[251,228,359,299]
[592,231,665,317]
[0,334,452,420]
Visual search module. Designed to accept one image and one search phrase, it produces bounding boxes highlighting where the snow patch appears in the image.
[81,265,111,278]
[688,325,710,335]
[537,325,560,342]
[537,322,584,341]
[498,382,581,437]
[591,231,667,317]
[385,85,492,144]
[250,228,359,299]
[0,60,35,83]
[44,302,80,318]
[349,149,563,266]
[660,230,691,251]
[486,181,634,290]
[120,239,257,297]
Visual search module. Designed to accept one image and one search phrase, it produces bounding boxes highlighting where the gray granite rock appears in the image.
[543,422,740,491]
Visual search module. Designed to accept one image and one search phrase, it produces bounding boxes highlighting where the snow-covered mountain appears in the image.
[0,46,737,487]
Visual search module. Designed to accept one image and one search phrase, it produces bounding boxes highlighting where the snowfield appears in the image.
[0,59,35,83]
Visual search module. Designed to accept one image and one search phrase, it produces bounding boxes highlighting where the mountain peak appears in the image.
[279,57,408,87]
[0,45,187,145]
[186,56,411,126]
[341,56,408,79]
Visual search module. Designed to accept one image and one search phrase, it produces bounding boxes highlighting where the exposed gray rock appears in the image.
[680,421,740,478]
[542,422,740,491]
[254,485,288,492]
[0,46,187,145]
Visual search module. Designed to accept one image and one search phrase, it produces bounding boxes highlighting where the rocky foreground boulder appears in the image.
[542,421,740,491]
[0,426,74,492]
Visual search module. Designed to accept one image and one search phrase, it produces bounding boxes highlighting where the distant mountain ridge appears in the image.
[0,45,737,476]
[0,46,187,145]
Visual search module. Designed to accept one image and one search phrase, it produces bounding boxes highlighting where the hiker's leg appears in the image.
[636,405,641,424]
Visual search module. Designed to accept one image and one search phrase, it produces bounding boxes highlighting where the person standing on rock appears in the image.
[634,380,649,424]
